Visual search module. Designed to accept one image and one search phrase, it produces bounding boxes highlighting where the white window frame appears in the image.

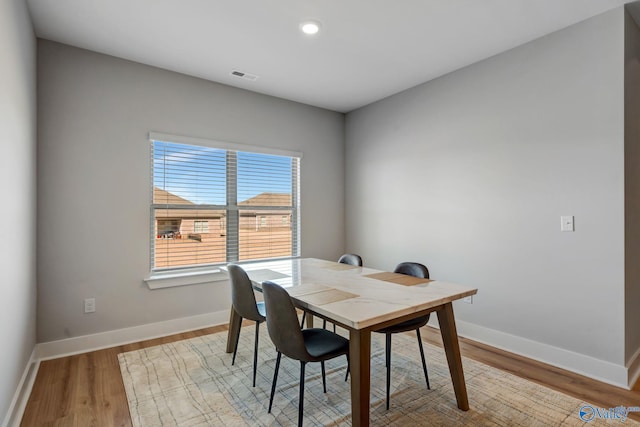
[145,132,302,289]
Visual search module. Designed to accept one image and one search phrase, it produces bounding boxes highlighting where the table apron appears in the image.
[292,301,444,333]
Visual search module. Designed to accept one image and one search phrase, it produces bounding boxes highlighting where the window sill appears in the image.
[145,268,229,290]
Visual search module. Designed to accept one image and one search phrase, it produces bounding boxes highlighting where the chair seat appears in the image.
[302,328,349,361]
[376,314,430,334]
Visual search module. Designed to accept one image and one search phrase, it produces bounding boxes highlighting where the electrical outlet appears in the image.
[462,295,473,304]
[84,298,96,313]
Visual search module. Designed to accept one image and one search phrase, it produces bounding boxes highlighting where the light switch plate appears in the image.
[84,298,96,313]
[561,215,574,232]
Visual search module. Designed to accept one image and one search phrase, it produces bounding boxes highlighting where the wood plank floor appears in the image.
[21,323,640,426]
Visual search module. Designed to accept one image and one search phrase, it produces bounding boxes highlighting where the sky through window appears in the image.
[153,141,293,205]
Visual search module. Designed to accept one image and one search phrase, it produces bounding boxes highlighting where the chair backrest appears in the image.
[338,253,363,267]
[228,264,264,322]
[262,281,310,361]
[394,262,429,279]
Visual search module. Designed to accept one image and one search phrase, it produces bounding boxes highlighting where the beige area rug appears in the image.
[118,326,637,426]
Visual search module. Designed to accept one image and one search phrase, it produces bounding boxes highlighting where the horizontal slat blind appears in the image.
[151,138,300,271]
[236,151,297,261]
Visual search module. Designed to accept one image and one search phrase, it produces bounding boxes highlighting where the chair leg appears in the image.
[416,328,430,390]
[252,321,260,387]
[300,311,306,328]
[232,316,243,365]
[321,361,327,393]
[322,320,337,333]
[299,362,306,427]
[268,352,282,413]
[385,333,392,410]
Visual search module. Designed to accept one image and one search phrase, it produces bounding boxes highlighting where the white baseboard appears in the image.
[2,348,39,427]
[36,309,230,360]
[427,316,630,390]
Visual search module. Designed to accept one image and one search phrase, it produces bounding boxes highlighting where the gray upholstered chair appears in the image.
[376,262,431,410]
[262,281,350,427]
[228,264,267,387]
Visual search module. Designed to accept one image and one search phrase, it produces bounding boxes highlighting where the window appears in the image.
[157,219,181,238]
[150,133,301,273]
[194,221,209,233]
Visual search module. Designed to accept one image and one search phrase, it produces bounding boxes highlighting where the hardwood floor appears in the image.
[21,323,640,426]
[419,328,640,422]
[21,325,228,427]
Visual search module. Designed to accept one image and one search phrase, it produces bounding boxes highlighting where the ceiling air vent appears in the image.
[231,70,258,81]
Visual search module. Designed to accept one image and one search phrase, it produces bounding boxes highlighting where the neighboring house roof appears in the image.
[153,189,291,219]
[154,188,291,206]
[156,210,224,219]
[154,187,223,219]
[153,187,194,205]
[239,193,291,206]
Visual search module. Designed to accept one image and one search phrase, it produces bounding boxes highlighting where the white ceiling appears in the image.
[27,0,629,112]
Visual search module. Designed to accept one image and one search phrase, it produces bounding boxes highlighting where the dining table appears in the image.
[224,257,478,427]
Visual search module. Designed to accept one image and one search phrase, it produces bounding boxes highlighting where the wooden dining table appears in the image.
[225,258,478,427]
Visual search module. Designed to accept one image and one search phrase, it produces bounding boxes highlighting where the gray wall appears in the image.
[0,0,37,422]
[37,41,345,342]
[625,10,640,364]
[346,7,628,370]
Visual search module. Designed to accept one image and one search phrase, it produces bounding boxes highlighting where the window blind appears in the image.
[151,138,300,271]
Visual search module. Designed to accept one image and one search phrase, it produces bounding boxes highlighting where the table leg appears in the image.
[349,328,371,426]
[226,305,242,353]
[437,302,469,411]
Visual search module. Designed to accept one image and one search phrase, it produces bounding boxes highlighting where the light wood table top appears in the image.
[239,257,476,330]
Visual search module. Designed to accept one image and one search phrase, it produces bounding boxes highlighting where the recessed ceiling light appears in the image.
[300,20,321,35]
